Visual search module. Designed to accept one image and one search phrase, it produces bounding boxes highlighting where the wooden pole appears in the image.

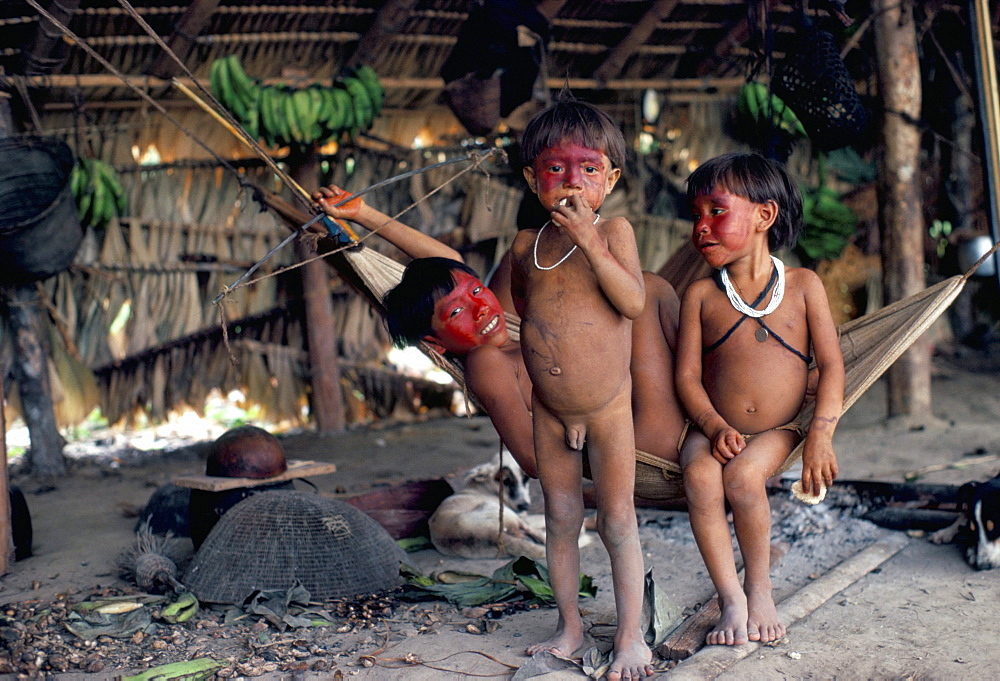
[4,287,67,477]
[0,349,9,575]
[969,0,1000,286]
[594,0,680,84]
[873,0,931,420]
[347,0,420,69]
[12,73,750,95]
[289,152,345,433]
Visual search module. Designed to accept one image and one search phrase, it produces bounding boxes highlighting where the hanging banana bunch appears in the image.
[736,81,808,139]
[209,55,385,149]
[70,157,127,230]
[209,54,261,140]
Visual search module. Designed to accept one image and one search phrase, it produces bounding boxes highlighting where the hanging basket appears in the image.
[0,136,84,286]
[772,28,869,151]
[444,71,502,136]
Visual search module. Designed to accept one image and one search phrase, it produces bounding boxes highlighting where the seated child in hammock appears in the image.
[505,96,652,680]
[675,152,845,646]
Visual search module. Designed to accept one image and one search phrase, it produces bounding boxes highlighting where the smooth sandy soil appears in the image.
[2,341,999,679]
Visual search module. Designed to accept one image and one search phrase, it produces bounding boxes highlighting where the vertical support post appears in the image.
[4,287,67,476]
[873,0,930,420]
[969,0,1000,286]
[0,366,10,574]
[289,151,345,433]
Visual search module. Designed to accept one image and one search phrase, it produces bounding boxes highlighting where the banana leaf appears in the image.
[399,557,596,608]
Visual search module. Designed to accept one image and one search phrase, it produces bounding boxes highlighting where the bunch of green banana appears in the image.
[798,185,858,261]
[209,55,261,140]
[70,157,127,230]
[737,82,807,138]
[254,64,385,148]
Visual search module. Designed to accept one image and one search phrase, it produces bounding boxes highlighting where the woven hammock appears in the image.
[340,240,1000,501]
[257,176,997,501]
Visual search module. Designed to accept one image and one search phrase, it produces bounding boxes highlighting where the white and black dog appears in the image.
[429,448,546,559]
[930,472,1000,570]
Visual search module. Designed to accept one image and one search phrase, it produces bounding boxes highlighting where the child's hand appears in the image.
[313,185,363,220]
[708,425,745,463]
[801,435,838,496]
[550,194,599,248]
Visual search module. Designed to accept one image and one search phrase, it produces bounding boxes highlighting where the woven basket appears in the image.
[183,491,406,604]
[0,136,83,285]
[444,71,502,136]
[772,28,869,150]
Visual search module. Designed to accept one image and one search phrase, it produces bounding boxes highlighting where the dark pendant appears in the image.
[755,327,769,342]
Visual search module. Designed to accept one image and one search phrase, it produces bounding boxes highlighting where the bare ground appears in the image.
[1,341,999,679]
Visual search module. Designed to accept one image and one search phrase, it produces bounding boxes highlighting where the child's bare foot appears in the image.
[606,636,653,680]
[706,592,748,646]
[525,626,583,658]
[746,589,785,642]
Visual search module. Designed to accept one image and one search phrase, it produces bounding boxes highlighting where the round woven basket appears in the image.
[183,491,406,604]
[0,136,83,285]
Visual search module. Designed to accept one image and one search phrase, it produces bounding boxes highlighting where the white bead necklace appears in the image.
[720,256,785,318]
[533,214,599,271]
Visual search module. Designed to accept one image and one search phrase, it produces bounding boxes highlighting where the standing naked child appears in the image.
[675,152,845,646]
[507,97,652,679]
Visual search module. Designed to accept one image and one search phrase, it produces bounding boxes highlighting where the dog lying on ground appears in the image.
[429,448,546,559]
[429,448,593,559]
[929,471,1000,570]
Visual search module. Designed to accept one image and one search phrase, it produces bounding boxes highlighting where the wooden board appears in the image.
[659,542,788,660]
[172,460,337,491]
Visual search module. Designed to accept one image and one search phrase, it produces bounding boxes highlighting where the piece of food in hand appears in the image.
[791,479,827,505]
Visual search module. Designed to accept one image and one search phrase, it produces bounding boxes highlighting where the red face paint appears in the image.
[528,140,617,213]
[690,189,764,269]
[428,271,507,354]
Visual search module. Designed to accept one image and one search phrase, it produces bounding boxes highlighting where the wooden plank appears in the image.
[659,543,788,660]
[173,459,336,491]
[667,537,909,680]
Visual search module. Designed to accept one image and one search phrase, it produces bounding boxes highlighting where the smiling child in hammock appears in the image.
[675,152,845,646]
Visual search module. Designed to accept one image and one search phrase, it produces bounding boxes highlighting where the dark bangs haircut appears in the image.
[520,94,627,171]
[383,257,480,348]
[686,152,804,251]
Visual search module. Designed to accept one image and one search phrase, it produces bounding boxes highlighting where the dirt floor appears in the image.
[1,339,1000,679]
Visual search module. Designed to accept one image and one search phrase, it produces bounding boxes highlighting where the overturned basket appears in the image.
[183,491,406,604]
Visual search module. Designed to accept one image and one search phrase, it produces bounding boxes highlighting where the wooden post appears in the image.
[3,287,67,477]
[0,84,67,479]
[0,345,9,574]
[873,0,931,420]
[288,151,345,433]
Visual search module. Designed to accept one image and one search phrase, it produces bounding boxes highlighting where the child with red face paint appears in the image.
[505,97,653,680]
[676,152,844,647]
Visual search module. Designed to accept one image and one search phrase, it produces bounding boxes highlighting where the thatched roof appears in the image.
[1,1,863,147]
